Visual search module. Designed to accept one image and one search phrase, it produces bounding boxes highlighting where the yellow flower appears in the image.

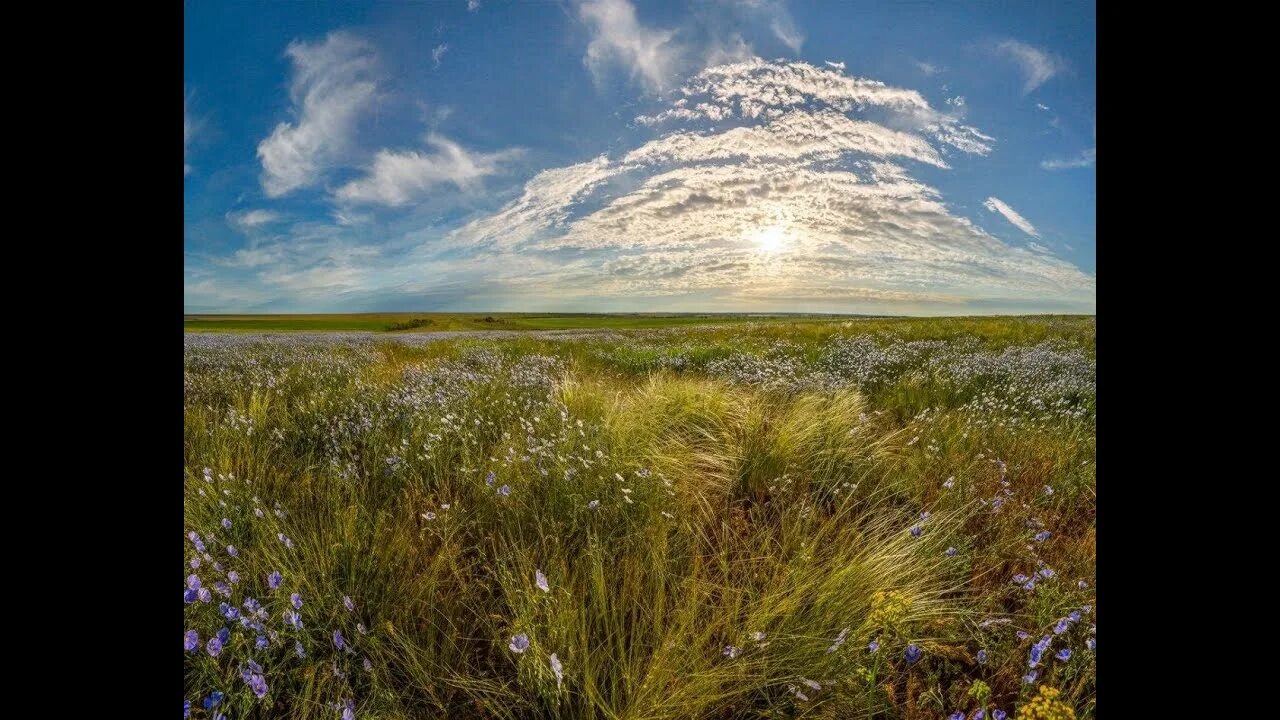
[868,590,912,630]
[1017,685,1076,720]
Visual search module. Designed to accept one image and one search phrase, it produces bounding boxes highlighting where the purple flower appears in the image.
[1054,619,1070,635]
[227,545,238,558]
[184,588,198,604]
[1029,645,1044,666]
[905,644,922,665]
[184,699,190,718]
[221,518,232,530]
[256,634,269,649]
[536,570,550,593]
[485,470,496,487]
[206,636,223,657]
[277,533,293,548]
[344,595,355,612]
[1016,631,1029,641]
[267,570,282,590]
[220,603,239,621]
[1022,670,1038,684]
[868,639,880,653]
[1086,637,1096,651]
[909,525,922,538]
[198,588,213,603]
[291,593,303,610]
[498,484,512,497]
[1039,567,1056,579]
[214,582,231,597]
[1012,574,1029,584]
[972,711,985,720]
[295,640,306,658]
[184,630,199,652]
[342,699,356,720]
[587,500,600,510]
[1077,580,1089,589]
[334,630,347,651]
[286,610,303,629]
[1068,611,1082,622]
[950,713,965,720]
[993,711,1007,720]
[243,597,262,614]
[227,571,240,584]
[920,511,931,521]
[827,627,849,653]
[976,649,988,664]
[187,574,202,590]
[190,557,201,570]
[189,532,206,553]
[722,645,740,659]
[1056,648,1072,661]
[248,673,268,699]
[945,547,957,557]
[203,691,224,709]
[1034,531,1051,542]
[510,633,530,653]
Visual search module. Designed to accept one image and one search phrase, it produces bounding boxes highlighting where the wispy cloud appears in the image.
[576,0,682,93]
[432,43,449,69]
[227,209,284,232]
[335,133,523,206]
[993,39,1064,93]
[1041,148,1095,171]
[257,32,380,197]
[467,0,480,11]
[983,196,1039,237]
[184,92,200,176]
[824,60,845,71]
[914,59,941,76]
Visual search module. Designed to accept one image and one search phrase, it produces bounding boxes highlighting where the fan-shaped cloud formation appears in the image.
[439,58,1093,310]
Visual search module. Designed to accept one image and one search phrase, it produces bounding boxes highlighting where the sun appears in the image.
[751,224,790,254]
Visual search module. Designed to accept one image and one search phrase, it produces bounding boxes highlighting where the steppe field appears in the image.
[184,315,1095,720]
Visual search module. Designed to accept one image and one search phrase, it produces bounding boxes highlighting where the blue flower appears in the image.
[187,574,202,590]
[286,611,303,629]
[950,713,964,720]
[227,571,240,584]
[189,532,206,553]
[214,582,231,598]
[1029,645,1043,666]
[184,630,199,652]
[498,484,512,497]
[342,699,356,720]
[1034,531,1051,542]
[510,633,530,653]
[295,640,306,658]
[256,634,269,649]
[1022,670,1038,684]
[184,699,190,718]
[485,470,496,487]
[1054,619,1070,635]
[249,673,268,699]
[536,570,550,593]
[1016,631,1029,640]
[868,639,879,653]
[221,518,232,530]
[976,649,987,664]
[826,627,849,653]
[972,711,985,720]
[1056,648,1072,661]
[190,557,201,569]
[220,602,239,621]
[227,545,238,558]
[268,570,282,590]
[291,593,303,610]
[1039,567,1055,579]
[722,645,740,659]
[1012,574,1028,584]
[344,595,355,612]
[217,627,230,644]
[203,691,223,709]
[909,525,922,538]
[206,636,223,657]
[1068,611,1082,622]
[945,547,957,557]
[905,644,922,665]
[334,630,347,651]
[184,588,198,604]
[1086,637,1096,651]
[993,711,1007,720]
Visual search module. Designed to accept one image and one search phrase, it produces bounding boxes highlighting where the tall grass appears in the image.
[184,318,1095,719]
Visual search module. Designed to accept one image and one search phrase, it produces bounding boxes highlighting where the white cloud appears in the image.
[769,16,804,54]
[335,133,524,206]
[439,59,1091,307]
[432,43,449,69]
[993,39,1064,94]
[184,93,199,176]
[824,60,845,71]
[257,32,380,197]
[1036,102,1050,111]
[576,0,682,93]
[983,196,1040,238]
[227,209,284,232]
[467,0,480,11]
[1041,148,1096,170]
[914,60,941,76]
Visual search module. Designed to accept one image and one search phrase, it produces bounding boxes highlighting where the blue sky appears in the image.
[184,0,1095,314]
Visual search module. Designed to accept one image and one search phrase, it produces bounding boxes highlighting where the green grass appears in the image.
[183,312,882,333]
[184,316,1095,719]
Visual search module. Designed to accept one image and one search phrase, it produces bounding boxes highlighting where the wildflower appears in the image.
[550,653,563,687]
[198,587,213,603]
[587,500,600,510]
[827,627,849,653]
[291,593,303,610]
[723,645,740,659]
[184,630,199,652]
[203,691,224,709]
[363,657,373,672]
[206,636,223,657]
[344,596,355,612]
[1082,605,1092,614]
[254,508,264,518]
[510,633,530,653]
[342,702,356,720]
[946,547,958,557]
[1034,531,1052,542]
[227,545,238,557]
[248,673,268,699]
[244,597,262,615]
[227,571,240,584]
[536,570,550,593]
[256,635,269,649]
[295,641,306,658]
[1054,619,1070,635]
[1043,485,1054,496]
[993,711,1007,720]
[1013,574,1029,584]
[268,570,282,590]
[334,630,347,651]
[212,581,229,597]
[187,574,202,590]
[1029,645,1044,666]
[1023,669,1038,684]
[220,603,239,621]
[1077,580,1089,589]
[868,639,880,653]
[950,713,965,720]
[1039,567,1055,579]
[190,557,201,569]
[972,711,986,720]
[1068,611,1081,622]
[801,678,821,690]
[1086,637,1096,651]
[498,485,512,497]
[909,525,922,538]
[977,649,988,664]
[1016,631,1029,640]
[485,470,496,487]
[217,627,230,644]
[1056,648,1072,661]
[943,476,955,489]
[184,699,190,718]
[221,518,232,530]
[422,511,436,521]
[357,623,367,635]
[751,631,767,642]
[905,644,922,665]
[920,511,931,521]
[184,588,197,604]
[189,532,206,553]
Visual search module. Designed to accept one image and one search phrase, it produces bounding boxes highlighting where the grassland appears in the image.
[183,312,875,333]
[184,316,1095,719]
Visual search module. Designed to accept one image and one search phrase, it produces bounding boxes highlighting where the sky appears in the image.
[184,0,1096,315]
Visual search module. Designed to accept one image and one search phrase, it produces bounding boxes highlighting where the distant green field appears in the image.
[182,313,872,333]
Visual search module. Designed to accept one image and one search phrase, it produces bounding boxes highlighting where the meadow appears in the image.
[182,313,871,333]
[184,316,1095,720]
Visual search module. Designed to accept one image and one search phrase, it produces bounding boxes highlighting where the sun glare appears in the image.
[751,224,790,254]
